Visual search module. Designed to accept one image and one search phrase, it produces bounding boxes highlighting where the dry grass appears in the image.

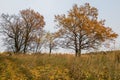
[0,51,120,80]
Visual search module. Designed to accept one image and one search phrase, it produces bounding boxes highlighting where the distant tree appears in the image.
[0,9,45,54]
[31,29,46,53]
[20,9,45,53]
[0,14,24,53]
[44,32,58,55]
[55,3,118,56]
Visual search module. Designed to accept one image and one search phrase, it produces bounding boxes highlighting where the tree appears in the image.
[44,32,58,55]
[55,3,118,56]
[31,29,46,53]
[0,14,24,53]
[0,9,45,53]
[20,9,45,53]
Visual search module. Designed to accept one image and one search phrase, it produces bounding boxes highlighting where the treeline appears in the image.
[0,3,118,56]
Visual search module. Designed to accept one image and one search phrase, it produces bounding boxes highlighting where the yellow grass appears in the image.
[0,51,120,80]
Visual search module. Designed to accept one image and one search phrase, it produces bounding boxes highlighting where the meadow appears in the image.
[0,51,120,80]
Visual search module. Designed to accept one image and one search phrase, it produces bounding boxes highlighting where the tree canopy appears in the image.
[0,3,118,55]
[55,3,118,56]
[0,9,45,53]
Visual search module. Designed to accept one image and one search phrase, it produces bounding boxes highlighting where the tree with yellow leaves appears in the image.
[55,3,118,56]
[0,9,45,53]
[20,9,45,53]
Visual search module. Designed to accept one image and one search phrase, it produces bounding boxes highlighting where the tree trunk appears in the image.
[15,38,20,53]
[23,29,29,54]
[78,38,82,56]
[49,43,52,56]
[49,48,52,56]
[78,32,82,56]
[75,48,78,57]
[78,49,81,57]
[23,39,27,54]
[74,33,78,57]
[35,43,39,53]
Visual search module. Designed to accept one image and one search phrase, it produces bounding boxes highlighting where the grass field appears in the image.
[0,51,120,80]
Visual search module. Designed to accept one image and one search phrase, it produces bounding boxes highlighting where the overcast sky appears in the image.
[0,0,120,52]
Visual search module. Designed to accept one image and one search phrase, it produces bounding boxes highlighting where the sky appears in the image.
[0,0,120,52]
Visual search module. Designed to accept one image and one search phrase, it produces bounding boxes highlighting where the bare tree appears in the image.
[44,32,58,55]
[0,14,24,53]
[31,29,46,53]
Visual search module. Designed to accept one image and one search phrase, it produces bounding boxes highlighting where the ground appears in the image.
[0,51,120,80]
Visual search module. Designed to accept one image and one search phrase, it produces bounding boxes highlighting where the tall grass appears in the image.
[0,51,120,80]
